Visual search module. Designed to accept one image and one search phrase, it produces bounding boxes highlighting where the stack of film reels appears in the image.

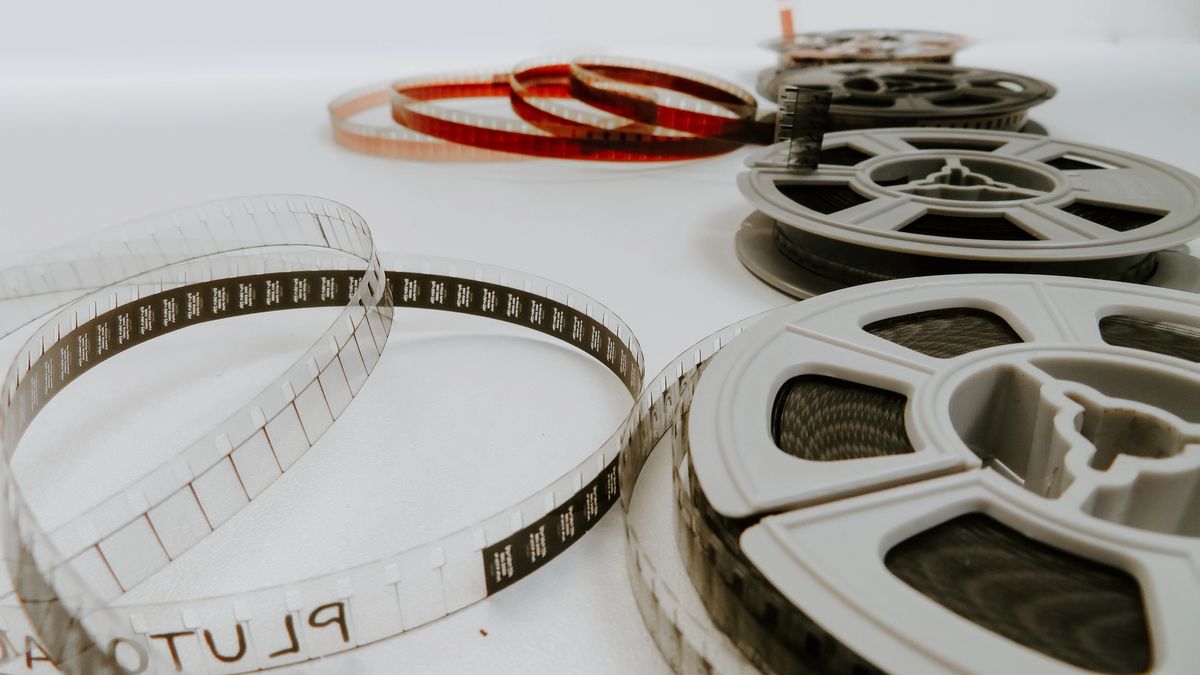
[626,25,1200,675]
[0,25,1198,675]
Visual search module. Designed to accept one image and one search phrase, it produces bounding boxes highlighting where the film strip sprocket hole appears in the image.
[1,196,391,674]
[0,199,650,674]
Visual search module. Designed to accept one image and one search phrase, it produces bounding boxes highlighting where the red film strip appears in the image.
[331,57,774,162]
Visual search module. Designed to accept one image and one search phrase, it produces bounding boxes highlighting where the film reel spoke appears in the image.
[992,136,1071,161]
[686,331,960,521]
[778,165,860,183]
[1067,167,1185,213]
[1005,204,1113,241]
[833,197,926,232]
[841,130,920,156]
[887,95,940,113]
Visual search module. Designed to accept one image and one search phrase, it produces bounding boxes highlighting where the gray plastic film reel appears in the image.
[756,63,1055,130]
[737,128,1200,299]
[682,275,1200,674]
[760,29,968,68]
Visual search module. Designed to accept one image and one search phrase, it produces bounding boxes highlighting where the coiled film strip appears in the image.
[622,274,1200,674]
[737,128,1200,298]
[329,57,780,162]
[0,196,653,673]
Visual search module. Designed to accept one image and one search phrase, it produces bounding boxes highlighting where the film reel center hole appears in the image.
[869,156,1057,202]
[948,355,1200,536]
[1072,396,1185,471]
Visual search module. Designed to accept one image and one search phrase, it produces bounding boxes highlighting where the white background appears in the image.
[2,1,1200,673]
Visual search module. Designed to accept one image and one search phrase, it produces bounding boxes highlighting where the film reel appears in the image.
[0,197,647,673]
[737,127,1200,298]
[761,29,968,69]
[682,275,1200,674]
[756,63,1055,131]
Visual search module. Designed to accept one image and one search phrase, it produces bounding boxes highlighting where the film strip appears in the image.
[0,196,392,673]
[623,274,1200,674]
[0,196,652,673]
[771,86,832,172]
[330,57,779,162]
[737,128,1200,299]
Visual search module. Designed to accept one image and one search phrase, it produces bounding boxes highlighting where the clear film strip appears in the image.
[1,196,390,673]
[0,197,653,673]
[618,320,759,675]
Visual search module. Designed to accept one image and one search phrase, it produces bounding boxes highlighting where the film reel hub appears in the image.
[926,344,1200,535]
[685,275,1200,674]
[864,153,1061,202]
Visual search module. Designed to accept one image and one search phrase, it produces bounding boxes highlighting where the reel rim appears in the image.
[687,274,1200,674]
[759,63,1056,128]
[735,209,1200,299]
[741,128,1200,264]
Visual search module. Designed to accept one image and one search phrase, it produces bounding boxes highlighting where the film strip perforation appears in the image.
[3,252,386,662]
[0,224,673,674]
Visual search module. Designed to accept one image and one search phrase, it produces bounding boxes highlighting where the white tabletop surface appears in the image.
[1,36,1198,674]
